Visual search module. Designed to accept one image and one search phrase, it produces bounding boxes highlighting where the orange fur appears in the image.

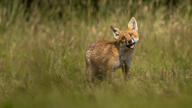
[85,17,139,81]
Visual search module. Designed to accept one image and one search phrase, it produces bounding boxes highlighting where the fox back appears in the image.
[85,17,139,81]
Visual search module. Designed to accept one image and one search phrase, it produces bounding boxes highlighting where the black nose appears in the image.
[128,40,132,44]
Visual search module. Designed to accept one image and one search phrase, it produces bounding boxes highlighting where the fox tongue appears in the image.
[130,44,135,49]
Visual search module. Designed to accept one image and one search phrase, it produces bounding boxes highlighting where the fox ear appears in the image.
[128,17,138,31]
[111,26,120,39]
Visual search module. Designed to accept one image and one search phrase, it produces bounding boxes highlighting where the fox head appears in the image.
[111,17,139,49]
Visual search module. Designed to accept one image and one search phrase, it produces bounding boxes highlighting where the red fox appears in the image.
[85,17,139,81]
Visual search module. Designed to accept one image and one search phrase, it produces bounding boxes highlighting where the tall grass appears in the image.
[0,0,192,108]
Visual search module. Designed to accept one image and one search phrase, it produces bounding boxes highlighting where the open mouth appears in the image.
[126,43,135,49]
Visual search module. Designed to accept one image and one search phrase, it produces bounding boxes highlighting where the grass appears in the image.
[0,1,192,108]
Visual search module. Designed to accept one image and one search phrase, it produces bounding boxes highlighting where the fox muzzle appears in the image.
[126,39,134,45]
[126,39,135,49]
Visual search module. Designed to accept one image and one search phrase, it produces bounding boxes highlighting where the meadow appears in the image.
[0,0,192,108]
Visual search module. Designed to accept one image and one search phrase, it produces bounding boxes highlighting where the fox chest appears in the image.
[110,51,133,70]
[110,55,128,70]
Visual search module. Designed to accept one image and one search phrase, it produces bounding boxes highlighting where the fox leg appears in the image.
[85,65,91,82]
[85,60,94,82]
[122,63,130,80]
[122,64,126,80]
[94,70,106,81]
[86,62,102,82]
[125,64,130,80]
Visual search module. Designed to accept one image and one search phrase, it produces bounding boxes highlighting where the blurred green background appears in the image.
[0,0,192,108]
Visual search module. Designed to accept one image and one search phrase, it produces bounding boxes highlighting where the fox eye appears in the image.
[129,33,133,37]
